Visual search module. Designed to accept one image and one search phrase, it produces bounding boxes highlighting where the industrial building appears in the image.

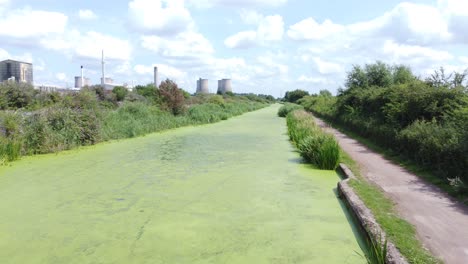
[0,59,33,84]
[196,78,209,94]
[217,79,232,94]
[74,76,90,88]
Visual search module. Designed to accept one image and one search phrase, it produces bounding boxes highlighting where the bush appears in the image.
[112,86,128,101]
[159,79,186,115]
[278,103,303,117]
[284,89,309,103]
[302,61,468,195]
[0,82,36,109]
[286,110,340,170]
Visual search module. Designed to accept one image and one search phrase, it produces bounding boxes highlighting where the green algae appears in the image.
[0,105,364,263]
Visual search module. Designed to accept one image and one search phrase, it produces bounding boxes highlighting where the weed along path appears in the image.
[0,105,364,264]
[313,116,468,264]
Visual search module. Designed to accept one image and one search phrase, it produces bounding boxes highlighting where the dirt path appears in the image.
[314,116,468,264]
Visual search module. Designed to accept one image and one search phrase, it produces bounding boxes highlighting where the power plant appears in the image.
[196,78,209,94]
[0,59,33,84]
[74,76,90,88]
[217,79,232,94]
[75,65,90,88]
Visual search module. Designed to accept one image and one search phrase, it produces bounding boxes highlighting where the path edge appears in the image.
[337,163,408,264]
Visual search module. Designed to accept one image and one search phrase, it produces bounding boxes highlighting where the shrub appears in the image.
[0,82,36,109]
[286,110,340,170]
[278,103,303,117]
[112,86,128,101]
[284,89,309,103]
[159,79,186,115]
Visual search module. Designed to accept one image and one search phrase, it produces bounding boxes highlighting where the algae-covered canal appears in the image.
[0,105,364,263]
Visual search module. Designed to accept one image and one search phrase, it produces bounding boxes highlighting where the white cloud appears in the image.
[56,73,67,81]
[257,15,284,41]
[78,9,98,20]
[382,40,453,62]
[134,64,187,81]
[225,15,284,49]
[240,9,263,25]
[43,30,132,61]
[0,48,33,63]
[298,75,332,85]
[188,0,287,8]
[141,31,214,59]
[224,31,257,49]
[288,18,344,41]
[0,8,67,39]
[128,0,193,36]
[313,57,344,74]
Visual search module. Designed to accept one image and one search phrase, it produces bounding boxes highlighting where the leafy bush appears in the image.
[112,86,128,101]
[277,103,303,117]
[284,89,309,103]
[159,79,186,115]
[0,82,36,109]
[302,61,468,195]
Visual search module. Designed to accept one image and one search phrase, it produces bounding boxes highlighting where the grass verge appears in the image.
[339,150,440,264]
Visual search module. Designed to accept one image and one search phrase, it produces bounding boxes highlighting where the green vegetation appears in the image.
[0,80,272,163]
[299,62,468,197]
[285,110,340,170]
[356,232,388,264]
[284,89,309,103]
[340,152,439,264]
[277,103,303,117]
[0,105,364,263]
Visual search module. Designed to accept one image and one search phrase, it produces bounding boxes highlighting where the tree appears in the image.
[112,86,128,101]
[319,90,332,97]
[285,89,309,103]
[345,65,368,89]
[158,79,186,115]
[392,65,415,85]
[365,61,393,87]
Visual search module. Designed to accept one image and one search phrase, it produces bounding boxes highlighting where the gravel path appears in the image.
[314,116,468,264]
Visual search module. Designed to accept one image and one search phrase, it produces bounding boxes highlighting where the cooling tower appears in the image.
[217,79,233,94]
[196,78,209,94]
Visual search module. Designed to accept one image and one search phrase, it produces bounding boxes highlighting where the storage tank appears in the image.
[196,78,209,94]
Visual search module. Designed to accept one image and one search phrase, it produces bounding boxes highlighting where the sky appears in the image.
[1,0,468,96]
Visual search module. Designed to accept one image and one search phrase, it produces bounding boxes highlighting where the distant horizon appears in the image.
[1,0,467,97]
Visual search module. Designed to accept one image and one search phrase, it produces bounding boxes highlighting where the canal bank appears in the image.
[0,105,364,263]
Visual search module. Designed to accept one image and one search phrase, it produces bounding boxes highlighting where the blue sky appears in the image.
[1,0,467,96]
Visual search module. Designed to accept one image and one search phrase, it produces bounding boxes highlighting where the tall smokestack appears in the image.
[154,66,158,87]
[80,65,84,89]
[101,50,105,87]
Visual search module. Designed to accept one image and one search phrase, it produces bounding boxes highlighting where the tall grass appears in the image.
[356,233,388,264]
[286,110,340,170]
[0,99,267,163]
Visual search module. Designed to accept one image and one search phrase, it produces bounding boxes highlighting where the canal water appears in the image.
[0,105,364,263]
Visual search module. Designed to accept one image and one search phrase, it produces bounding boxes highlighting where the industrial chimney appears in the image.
[80,65,84,89]
[154,66,159,87]
[101,50,105,88]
